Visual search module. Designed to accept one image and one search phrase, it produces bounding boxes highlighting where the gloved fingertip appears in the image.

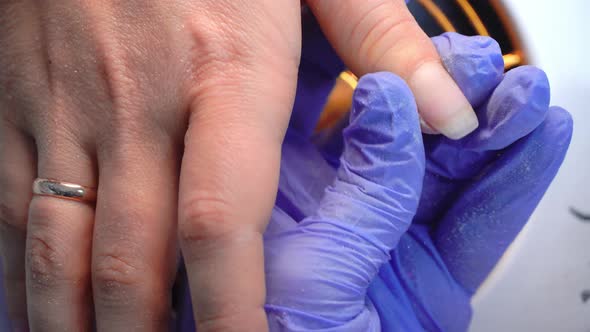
[467,65,550,150]
[333,72,425,206]
[432,32,504,107]
[544,106,574,143]
[505,65,551,106]
[344,72,424,179]
[351,72,419,135]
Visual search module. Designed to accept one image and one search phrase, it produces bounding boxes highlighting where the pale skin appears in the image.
[0,1,477,331]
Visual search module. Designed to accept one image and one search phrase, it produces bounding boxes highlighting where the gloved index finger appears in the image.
[313,73,424,253]
[265,72,425,330]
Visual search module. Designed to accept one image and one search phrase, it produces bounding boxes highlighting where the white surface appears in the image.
[469,1,590,331]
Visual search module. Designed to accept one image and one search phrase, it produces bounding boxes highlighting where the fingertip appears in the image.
[507,66,551,112]
[409,62,479,140]
[342,71,424,187]
[540,106,574,163]
[310,73,425,260]
[469,65,551,149]
[549,105,573,124]
[352,72,419,137]
[419,116,440,134]
[509,65,550,89]
[510,64,550,87]
[440,107,480,140]
[432,33,503,67]
[543,106,574,145]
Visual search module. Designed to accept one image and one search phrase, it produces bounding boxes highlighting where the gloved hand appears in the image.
[266,71,425,330]
[362,36,572,331]
[175,23,573,331]
[263,28,573,331]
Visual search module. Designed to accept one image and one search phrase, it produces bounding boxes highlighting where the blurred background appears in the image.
[465,1,589,331]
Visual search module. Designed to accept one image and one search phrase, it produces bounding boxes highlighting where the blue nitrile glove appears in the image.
[363,37,573,331]
[265,30,573,332]
[280,30,572,331]
[175,19,573,331]
[265,72,425,331]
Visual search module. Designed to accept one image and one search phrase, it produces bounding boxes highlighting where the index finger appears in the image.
[176,1,301,330]
[307,0,479,139]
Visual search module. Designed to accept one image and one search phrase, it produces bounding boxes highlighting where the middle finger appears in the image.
[92,132,180,331]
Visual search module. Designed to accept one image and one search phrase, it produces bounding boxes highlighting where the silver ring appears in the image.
[32,178,97,203]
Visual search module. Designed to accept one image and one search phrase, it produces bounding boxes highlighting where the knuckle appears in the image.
[25,199,87,289]
[178,195,262,261]
[196,307,267,331]
[187,15,252,66]
[179,193,237,249]
[179,192,265,264]
[90,38,166,138]
[354,2,408,50]
[92,249,142,301]
[26,230,67,289]
[0,201,26,231]
[25,199,82,289]
[185,15,257,88]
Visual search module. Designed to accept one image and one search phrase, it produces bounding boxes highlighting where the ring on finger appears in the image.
[32,178,97,203]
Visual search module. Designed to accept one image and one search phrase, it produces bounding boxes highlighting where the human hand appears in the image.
[262,32,572,331]
[0,1,301,331]
[0,1,492,330]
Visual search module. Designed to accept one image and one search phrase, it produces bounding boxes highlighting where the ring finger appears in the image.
[25,134,96,331]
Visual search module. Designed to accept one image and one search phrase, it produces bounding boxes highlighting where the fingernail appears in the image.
[439,107,479,140]
[419,116,439,135]
[409,62,479,140]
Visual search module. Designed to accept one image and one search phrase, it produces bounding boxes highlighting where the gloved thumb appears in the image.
[306,0,478,139]
[266,72,425,330]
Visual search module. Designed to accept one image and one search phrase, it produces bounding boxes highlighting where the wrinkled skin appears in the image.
[0,1,301,331]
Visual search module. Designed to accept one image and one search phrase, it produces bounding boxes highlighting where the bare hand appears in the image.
[0,1,476,331]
